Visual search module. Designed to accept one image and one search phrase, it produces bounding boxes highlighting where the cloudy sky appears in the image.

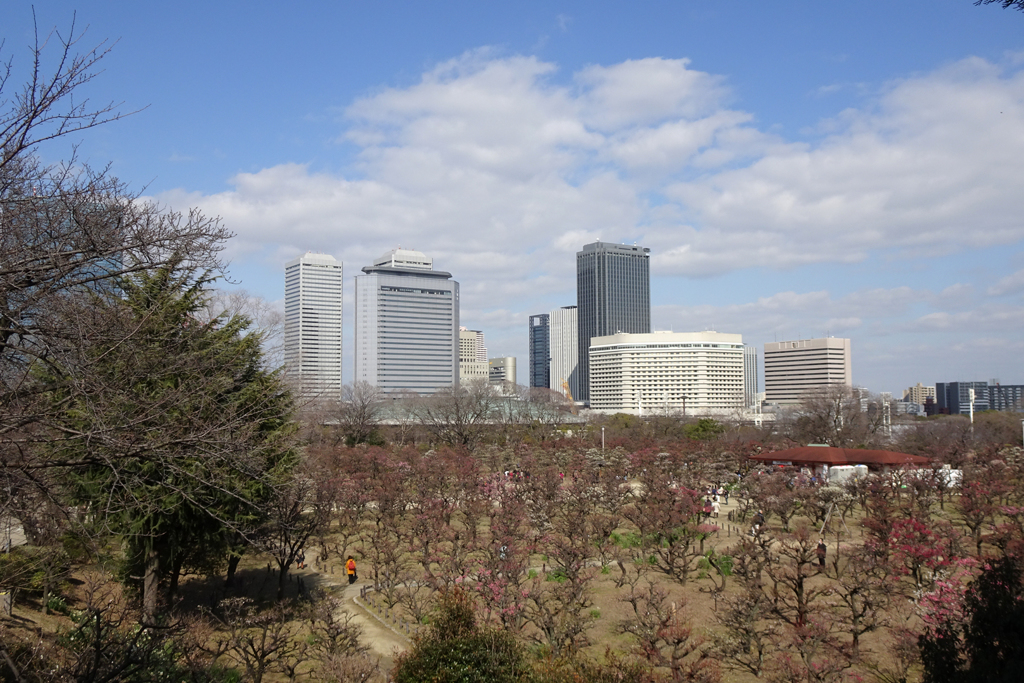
[9,1,1024,395]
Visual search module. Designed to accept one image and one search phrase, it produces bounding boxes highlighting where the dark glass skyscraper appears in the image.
[576,241,651,403]
[528,314,550,389]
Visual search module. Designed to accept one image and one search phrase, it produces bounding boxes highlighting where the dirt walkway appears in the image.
[306,570,409,672]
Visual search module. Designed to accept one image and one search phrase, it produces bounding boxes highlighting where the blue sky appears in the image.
[8,1,1024,395]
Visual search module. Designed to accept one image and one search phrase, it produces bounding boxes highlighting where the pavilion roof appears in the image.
[749,446,929,467]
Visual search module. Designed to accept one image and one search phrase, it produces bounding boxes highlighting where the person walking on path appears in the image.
[752,510,766,536]
[816,538,827,570]
[712,498,721,519]
[297,548,305,570]
[346,556,358,585]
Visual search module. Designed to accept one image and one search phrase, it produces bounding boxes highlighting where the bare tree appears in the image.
[1,18,234,564]
[336,381,386,446]
[788,385,887,448]
[410,379,494,450]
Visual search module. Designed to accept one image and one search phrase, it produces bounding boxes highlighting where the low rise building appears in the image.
[588,331,744,415]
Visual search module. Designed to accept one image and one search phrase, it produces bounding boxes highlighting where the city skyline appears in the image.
[10,2,1024,395]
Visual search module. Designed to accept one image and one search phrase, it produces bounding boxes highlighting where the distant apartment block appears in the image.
[459,327,489,382]
[936,381,1023,414]
[989,383,1024,411]
[549,305,581,404]
[528,314,550,389]
[577,241,651,404]
[936,381,990,414]
[763,337,852,405]
[589,331,744,415]
[284,252,344,402]
[354,249,459,396]
[903,383,936,405]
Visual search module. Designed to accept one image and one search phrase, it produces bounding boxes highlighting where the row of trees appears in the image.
[305,380,1023,467]
[279,438,1024,682]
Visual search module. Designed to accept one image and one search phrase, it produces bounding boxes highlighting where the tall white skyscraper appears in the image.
[354,248,459,396]
[549,305,581,404]
[743,344,759,408]
[284,252,344,402]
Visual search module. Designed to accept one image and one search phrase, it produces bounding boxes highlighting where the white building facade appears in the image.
[354,249,459,396]
[284,252,344,402]
[588,331,745,415]
[763,337,852,405]
[549,305,581,404]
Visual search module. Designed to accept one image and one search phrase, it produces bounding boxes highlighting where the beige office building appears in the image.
[489,356,517,385]
[459,328,489,382]
[589,331,744,415]
[763,337,852,405]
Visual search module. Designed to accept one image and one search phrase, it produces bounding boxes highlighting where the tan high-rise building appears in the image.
[459,328,489,382]
[763,337,852,405]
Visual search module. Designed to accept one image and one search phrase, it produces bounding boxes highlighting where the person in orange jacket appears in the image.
[346,556,357,585]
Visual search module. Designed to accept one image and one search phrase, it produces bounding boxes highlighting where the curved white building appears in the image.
[589,331,745,415]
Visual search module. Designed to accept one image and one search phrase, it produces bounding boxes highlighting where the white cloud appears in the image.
[987,269,1024,297]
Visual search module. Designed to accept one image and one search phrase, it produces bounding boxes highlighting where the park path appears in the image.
[304,568,409,672]
[299,487,797,674]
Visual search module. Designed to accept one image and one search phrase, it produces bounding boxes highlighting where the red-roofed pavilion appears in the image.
[750,445,929,474]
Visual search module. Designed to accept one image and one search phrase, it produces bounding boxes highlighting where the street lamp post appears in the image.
[602,426,605,451]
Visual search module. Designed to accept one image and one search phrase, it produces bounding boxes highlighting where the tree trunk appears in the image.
[226,554,241,587]
[277,559,288,601]
[168,555,183,597]
[144,547,159,622]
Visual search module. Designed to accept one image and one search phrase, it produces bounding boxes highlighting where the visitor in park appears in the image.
[346,556,358,585]
[703,498,713,519]
[752,509,766,536]
[712,497,720,518]
[816,538,827,569]
[297,548,305,569]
